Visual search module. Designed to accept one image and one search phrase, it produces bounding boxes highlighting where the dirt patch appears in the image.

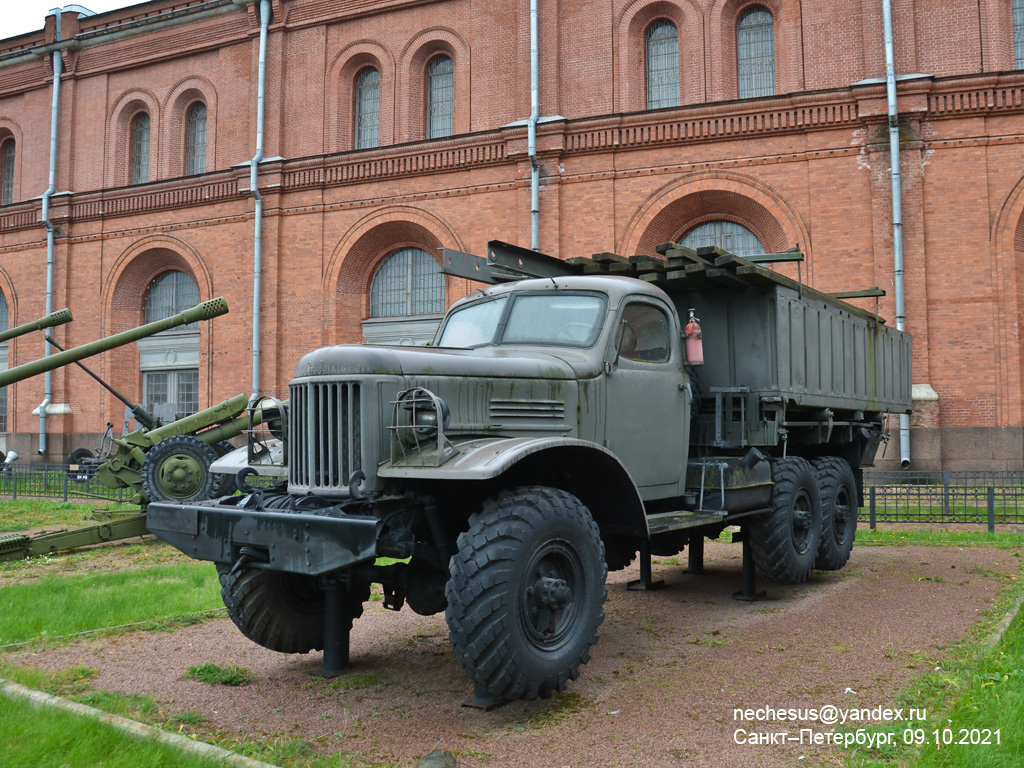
[9,540,1021,768]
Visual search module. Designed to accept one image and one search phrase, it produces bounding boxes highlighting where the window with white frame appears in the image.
[681,220,766,258]
[737,6,775,98]
[355,67,381,149]
[426,55,454,139]
[363,247,445,345]
[185,102,207,175]
[139,271,200,421]
[646,20,680,109]
[130,112,151,184]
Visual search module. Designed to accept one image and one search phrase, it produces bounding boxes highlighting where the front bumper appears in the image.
[147,499,379,576]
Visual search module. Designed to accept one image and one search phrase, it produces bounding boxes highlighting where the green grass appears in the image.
[0,692,227,768]
[854,527,1024,547]
[0,499,136,532]
[186,663,253,686]
[844,589,1024,768]
[0,562,222,646]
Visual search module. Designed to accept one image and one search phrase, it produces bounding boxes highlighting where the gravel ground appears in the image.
[10,538,1021,768]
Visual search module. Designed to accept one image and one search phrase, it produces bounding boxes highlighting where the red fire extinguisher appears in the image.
[684,308,704,366]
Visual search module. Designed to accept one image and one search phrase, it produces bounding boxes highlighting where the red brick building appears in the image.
[1,0,1023,470]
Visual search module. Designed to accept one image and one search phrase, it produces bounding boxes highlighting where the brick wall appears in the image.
[0,0,1023,469]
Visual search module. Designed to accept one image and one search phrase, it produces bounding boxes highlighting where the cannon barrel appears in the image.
[0,308,73,343]
[0,297,228,388]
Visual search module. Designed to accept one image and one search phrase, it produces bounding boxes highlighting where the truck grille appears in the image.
[290,381,362,492]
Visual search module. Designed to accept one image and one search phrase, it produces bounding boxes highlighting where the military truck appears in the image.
[149,241,912,705]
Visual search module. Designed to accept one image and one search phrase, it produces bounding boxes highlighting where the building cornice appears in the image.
[2,72,1023,236]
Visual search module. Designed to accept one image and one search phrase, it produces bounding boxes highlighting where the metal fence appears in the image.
[0,465,1023,531]
[863,471,1024,531]
[0,462,274,504]
[0,463,130,503]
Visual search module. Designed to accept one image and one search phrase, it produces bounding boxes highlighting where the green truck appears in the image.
[149,241,912,706]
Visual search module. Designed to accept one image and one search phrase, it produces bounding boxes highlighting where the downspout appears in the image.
[39,7,64,455]
[881,0,911,468]
[250,0,270,396]
[528,0,540,250]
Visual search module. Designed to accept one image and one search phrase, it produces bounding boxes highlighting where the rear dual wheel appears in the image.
[750,457,822,584]
[812,457,858,571]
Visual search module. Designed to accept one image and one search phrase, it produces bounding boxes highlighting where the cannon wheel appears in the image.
[141,434,223,503]
[65,447,96,482]
[216,565,368,654]
[749,457,823,584]
[446,486,607,701]
[812,457,858,570]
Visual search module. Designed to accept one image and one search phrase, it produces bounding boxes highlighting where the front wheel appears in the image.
[216,565,368,654]
[446,487,607,701]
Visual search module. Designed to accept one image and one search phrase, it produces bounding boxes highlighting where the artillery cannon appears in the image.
[0,297,227,388]
[0,307,73,343]
[0,296,256,504]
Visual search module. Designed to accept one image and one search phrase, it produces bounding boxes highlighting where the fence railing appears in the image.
[1,465,1022,530]
[0,463,130,503]
[863,471,1024,530]
[0,462,274,504]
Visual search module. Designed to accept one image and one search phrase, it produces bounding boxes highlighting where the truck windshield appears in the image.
[437,292,606,348]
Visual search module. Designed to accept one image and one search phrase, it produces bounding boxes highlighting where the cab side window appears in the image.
[618,303,670,362]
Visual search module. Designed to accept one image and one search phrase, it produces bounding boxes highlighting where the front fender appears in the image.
[378,436,649,538]
[380,436,599,479]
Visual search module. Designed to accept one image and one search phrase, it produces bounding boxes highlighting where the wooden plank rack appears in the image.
[442,240,886,322]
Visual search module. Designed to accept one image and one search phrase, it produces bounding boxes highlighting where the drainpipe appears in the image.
[528,0,540,250]
[250,0,270,396]
[38,7,64,456]
[882,0,911,468]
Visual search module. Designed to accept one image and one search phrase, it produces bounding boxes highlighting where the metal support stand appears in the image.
[732,527,766,602]
[321,581,351,677]
[685,532,704,574]
[628,538,665,591]
[462,683,511,711]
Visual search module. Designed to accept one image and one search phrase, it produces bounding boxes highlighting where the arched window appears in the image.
[185,102,207,175]
[426,55,454,139]
[737,6,775,98]
[1015,0,1024,69]
[130,112,151,184]
[355,67,381,149]
[140,271,200,420]
[1,139,13,205]
[0,291,9,432]
[364,248,445,345]
[646,20,680,109]
[681,220,766,258]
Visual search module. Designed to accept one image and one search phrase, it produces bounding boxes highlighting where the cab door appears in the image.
[602,299,690,498]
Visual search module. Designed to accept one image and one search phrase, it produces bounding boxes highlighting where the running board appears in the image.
[645,508,768,536]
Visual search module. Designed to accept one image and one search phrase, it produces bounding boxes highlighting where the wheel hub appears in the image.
[157,453,204,496]
[530,576,572,611]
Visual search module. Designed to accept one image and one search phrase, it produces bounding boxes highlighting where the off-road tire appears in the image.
[216,565,369,654]
[140,435,223,503]
[65,447,96,482]
[811,457,858,571]
[446,486,607,701]
[749,457,823,584]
